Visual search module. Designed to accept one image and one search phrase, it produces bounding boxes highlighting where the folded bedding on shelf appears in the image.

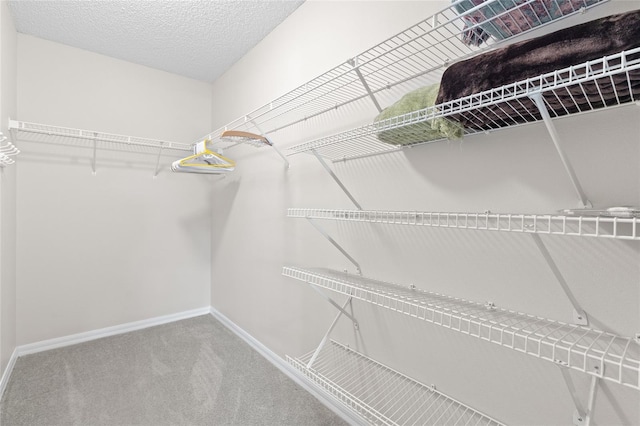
[374,84,464,145]
[436,9,640,129]
[454,0,601,46]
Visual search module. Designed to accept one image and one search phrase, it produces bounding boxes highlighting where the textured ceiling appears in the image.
[7,0,304,83]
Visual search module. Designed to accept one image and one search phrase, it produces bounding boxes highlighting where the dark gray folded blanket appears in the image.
[435,10,640,129]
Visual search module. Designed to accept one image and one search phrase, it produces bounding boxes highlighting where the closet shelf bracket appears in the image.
[529,93,591,209]
[309,285,359,327]
[241,114,290,169]
[311,149,362,210]
[153,143,164,178]
[91,133,98,176]
[269,142,290,169]
[530,233,588,325]
[306,293,357,369]
[348,57,383,113]
[307,218,361,275]
[558,366,600,426]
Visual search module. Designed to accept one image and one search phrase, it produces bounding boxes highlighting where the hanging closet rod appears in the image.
[8,120,192,152]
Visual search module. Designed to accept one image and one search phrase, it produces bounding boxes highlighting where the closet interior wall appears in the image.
[14,35,215,345]
[0,0,18,379]
[209,1,639,425]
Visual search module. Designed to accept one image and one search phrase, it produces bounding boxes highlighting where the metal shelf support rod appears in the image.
[530,233,588,325]
[559,366,587,426]
[153,143,164,178]
[311,149,363,210]
[307,295,354,369]
[529,93,591,208]
[91,133,97,176]
[349,57,383,113]
[308,284,359,326]
[584,376,599,426]
[246,115,290,169]
[560,367,600,426]
[307,218,362,275]
[266,138,290,169]
[8,119,17,152]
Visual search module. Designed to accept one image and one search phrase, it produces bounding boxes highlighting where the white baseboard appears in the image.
[0,348,18,399]
[209,307,365,426]
[1,307,210,399]
[16,306,211,357]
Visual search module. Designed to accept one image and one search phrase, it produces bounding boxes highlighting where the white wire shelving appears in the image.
[283,267,640,391]
[8,120,192,152]
[287,208,640,240]
[202,0,607,143]
[288,340,504,426]
[8,120,193,176]
[288,48,640,161]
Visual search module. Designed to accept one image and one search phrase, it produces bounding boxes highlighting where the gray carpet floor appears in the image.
[0,315,348,426]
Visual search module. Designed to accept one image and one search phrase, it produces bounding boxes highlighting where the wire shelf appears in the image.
[202,0,607,143]
[8,120,192,153]
[288,340,504,426]
[288,48,640,161]
[283,267,640,390]
[287,208,640,240]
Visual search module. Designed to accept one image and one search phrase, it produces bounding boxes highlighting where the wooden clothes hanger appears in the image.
[219,130,272,148]
[219,129,289,168]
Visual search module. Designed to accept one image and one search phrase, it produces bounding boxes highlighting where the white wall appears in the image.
[0,0,18,378]
[15,35,214,345]
[210,1,640,425]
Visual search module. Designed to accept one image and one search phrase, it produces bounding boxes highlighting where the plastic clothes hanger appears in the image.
[0,133,19,167]
[171,138,235,174]
[0,144,19,156]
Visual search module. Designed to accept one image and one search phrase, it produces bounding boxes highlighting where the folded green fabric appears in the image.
[374,84,463,145]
